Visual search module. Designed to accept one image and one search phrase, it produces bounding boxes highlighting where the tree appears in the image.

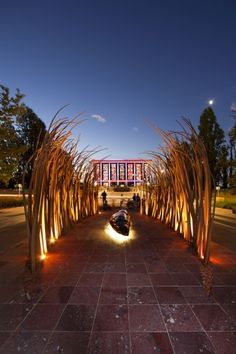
[228,108,236,188]
[198,107,227,186]
[0,85,26,186]
[16,107,46,186]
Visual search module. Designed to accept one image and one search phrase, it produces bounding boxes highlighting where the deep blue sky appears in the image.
[1,0,236,159]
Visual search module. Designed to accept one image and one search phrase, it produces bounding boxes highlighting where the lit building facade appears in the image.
[91,159,152,186]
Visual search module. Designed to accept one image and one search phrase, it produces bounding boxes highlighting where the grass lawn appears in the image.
[215,192,236,213]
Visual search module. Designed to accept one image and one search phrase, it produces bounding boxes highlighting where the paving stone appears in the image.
[77,273,103,287]
[160,304,202,332]
[212,286,236,304]
[131,332,173,353]
[69,287,100,304]
[129,305,165,332]
[179,286,216,304]
[128,287,157,304]
[88,332,130,354]
[94,304,129,331]
[126,263,147,273]
[0,332,12,348]
[102,273,127,288]
[56,304,96,331]
[39,286,74,303]
[0,304,33,330]
[169,332,216,353]
[208,332,236,354]
[154,286,186,304]
[1,331,50,354]
[44,332,90,354]
[127,273,151,287]
[20,304,64,330]
[99,287,127,304]
[191,304,236,331]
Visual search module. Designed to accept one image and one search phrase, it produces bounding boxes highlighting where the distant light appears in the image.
[40,254,46,260]
[208,99,214,106]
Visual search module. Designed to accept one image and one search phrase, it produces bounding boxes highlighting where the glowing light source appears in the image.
[105,223,134,244]
[208,99,214,105]
[40,254,46,261]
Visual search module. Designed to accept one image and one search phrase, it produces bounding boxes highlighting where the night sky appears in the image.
[1,0,236,159]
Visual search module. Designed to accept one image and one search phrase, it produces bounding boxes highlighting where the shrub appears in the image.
[0,197,24,209]
[113,186,130,192]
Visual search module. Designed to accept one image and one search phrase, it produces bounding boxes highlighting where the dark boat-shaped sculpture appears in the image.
[109,209,131,236]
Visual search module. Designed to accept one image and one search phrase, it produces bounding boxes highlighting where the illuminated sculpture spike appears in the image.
[23,112,100,273]
[109,209,131,236]
[143,118,215,264]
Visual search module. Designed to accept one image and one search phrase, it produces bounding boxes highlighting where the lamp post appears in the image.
[18,183,22,196]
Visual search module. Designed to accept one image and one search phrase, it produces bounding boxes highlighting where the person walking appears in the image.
[136,193,140,205]
[101,190,107,206]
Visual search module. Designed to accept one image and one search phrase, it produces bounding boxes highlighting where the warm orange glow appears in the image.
[54,220,59,239]
[50,237,55,244]
[190,215,193,236]
[39,230,44,257]
[41,203,48,253]
[210,255,223,264]
[40,254,46,260]
[105,223,134,244]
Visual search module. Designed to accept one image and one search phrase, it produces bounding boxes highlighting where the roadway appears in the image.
[0,206,27,254]
[212,207,236,251]
[0,206,235,254]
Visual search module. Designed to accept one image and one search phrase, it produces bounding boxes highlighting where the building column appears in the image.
[108,163,111,187]
[125,162,127,185]
[100,162,102,186]
[117,163,119,185]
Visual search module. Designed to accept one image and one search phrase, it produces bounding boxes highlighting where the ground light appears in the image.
[105,222,135,244]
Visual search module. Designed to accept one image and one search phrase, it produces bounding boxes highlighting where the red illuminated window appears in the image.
[127,163,134,180]
[135,163,142,180]
[110,163,117,180]
[119,163,125,180]
[102,163,109,180]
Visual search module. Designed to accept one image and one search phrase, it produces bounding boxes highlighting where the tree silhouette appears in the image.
[198,107,227,186]
[0,84,26,186]
[16,107,46,187]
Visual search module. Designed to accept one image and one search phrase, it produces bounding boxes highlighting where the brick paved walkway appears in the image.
[0,210,235,353]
